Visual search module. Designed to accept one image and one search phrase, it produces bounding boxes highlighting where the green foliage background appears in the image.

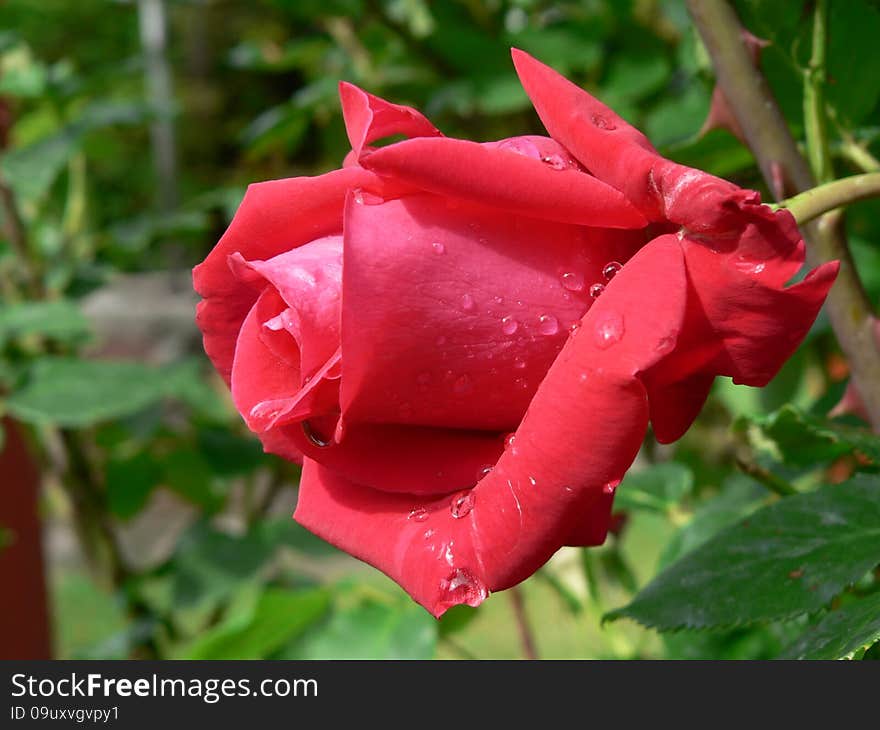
[1,0,879,659]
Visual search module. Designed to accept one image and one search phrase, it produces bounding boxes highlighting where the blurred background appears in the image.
[2,0,880,660]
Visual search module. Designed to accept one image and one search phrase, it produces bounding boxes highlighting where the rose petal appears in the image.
[340,191,638,432]
[339,81,443,157]
[194,168,379,384]
[360,136,647,229]
[295,235,688,615]
[285,420,505,495]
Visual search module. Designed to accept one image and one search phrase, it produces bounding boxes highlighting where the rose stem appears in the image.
[774,173,880,225]
[509,586,539,660]
[686,0,880,431]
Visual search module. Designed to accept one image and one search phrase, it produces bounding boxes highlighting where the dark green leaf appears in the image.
[106,452,161,520]
[741,404,880,466]
[780,592,880,660]
[605,476,880,630]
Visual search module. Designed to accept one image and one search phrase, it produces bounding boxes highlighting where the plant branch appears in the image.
[804,0,832,183]
[734,455,798,498]
[508,586,539,660]
[687,0,880,432]
[775,173,880,225]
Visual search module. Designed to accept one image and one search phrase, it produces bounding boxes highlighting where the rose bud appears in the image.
[193,50,837,617]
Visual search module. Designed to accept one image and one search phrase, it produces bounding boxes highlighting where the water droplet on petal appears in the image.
[538,314,559,335]
[603,479,621,495]
[528,476,537,487]
[352,188,364,204]
[515,377,529,390]
[439,568,487,608]
[655,334,676,355]
[450,491,475,518]
[541,154,567,170]
[461,293,475,311]
[424,529,435,539]
[591,113,617,130]
[432,241,446,255]
[732,255,766,274]
[569,321,581,334]
[561,271,584,292]
[453,374,472,395]
[602,261,622,280]
[513,355,527,370]
[501,316,519,335]
[589,283,605,299]
[302,420,332,447]
[408,508,429,522]
[594,311,625,349]
[477,464,494,479]
[503,433,516,450]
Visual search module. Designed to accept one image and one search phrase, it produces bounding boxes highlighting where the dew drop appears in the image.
[451,492,475,518]
[439,568,487,608]
[603,479,621,495]
[249,401,280,421]
[501,316,519,335]
[302,419,332,447]
[453,374,473,395]
[541,154,567,170]
[602,261,622,280]
[408,507,429,522]
[513,355,527,370]
[594,311,625,349]
[503,433,516,450]
[538,314,559,335]
[589,283,605,299]
[477,464,494,480]
[591,113,617,130]
[528,476,537,487]
[431,241,446,255]
[655,334,676,356]
[424,529,435,539]
[515,377,528,390]
[461,293,475,311]
[561,271,585,292]
[569,321,581,334]
[352,188,364,204]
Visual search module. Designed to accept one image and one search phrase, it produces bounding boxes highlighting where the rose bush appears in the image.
[193,50,838,617]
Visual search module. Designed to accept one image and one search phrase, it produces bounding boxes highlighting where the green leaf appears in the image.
[1,101,148,201]
[6,358,167,427]
[605,476,880,630]
[780,592,880,660]
[181,587,330,660]
[0,300,91,346]
[287,586,437,659]
[171,523,277,608]
[659,476,767,568]
[160,358,232,423]
[162,448,225,513]
[741,404,880,467]
[827,0,880,126]
[615,462,693,514]
[106,452,161,520]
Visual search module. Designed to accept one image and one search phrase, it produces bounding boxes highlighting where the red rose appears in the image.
[193,51,838,617]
